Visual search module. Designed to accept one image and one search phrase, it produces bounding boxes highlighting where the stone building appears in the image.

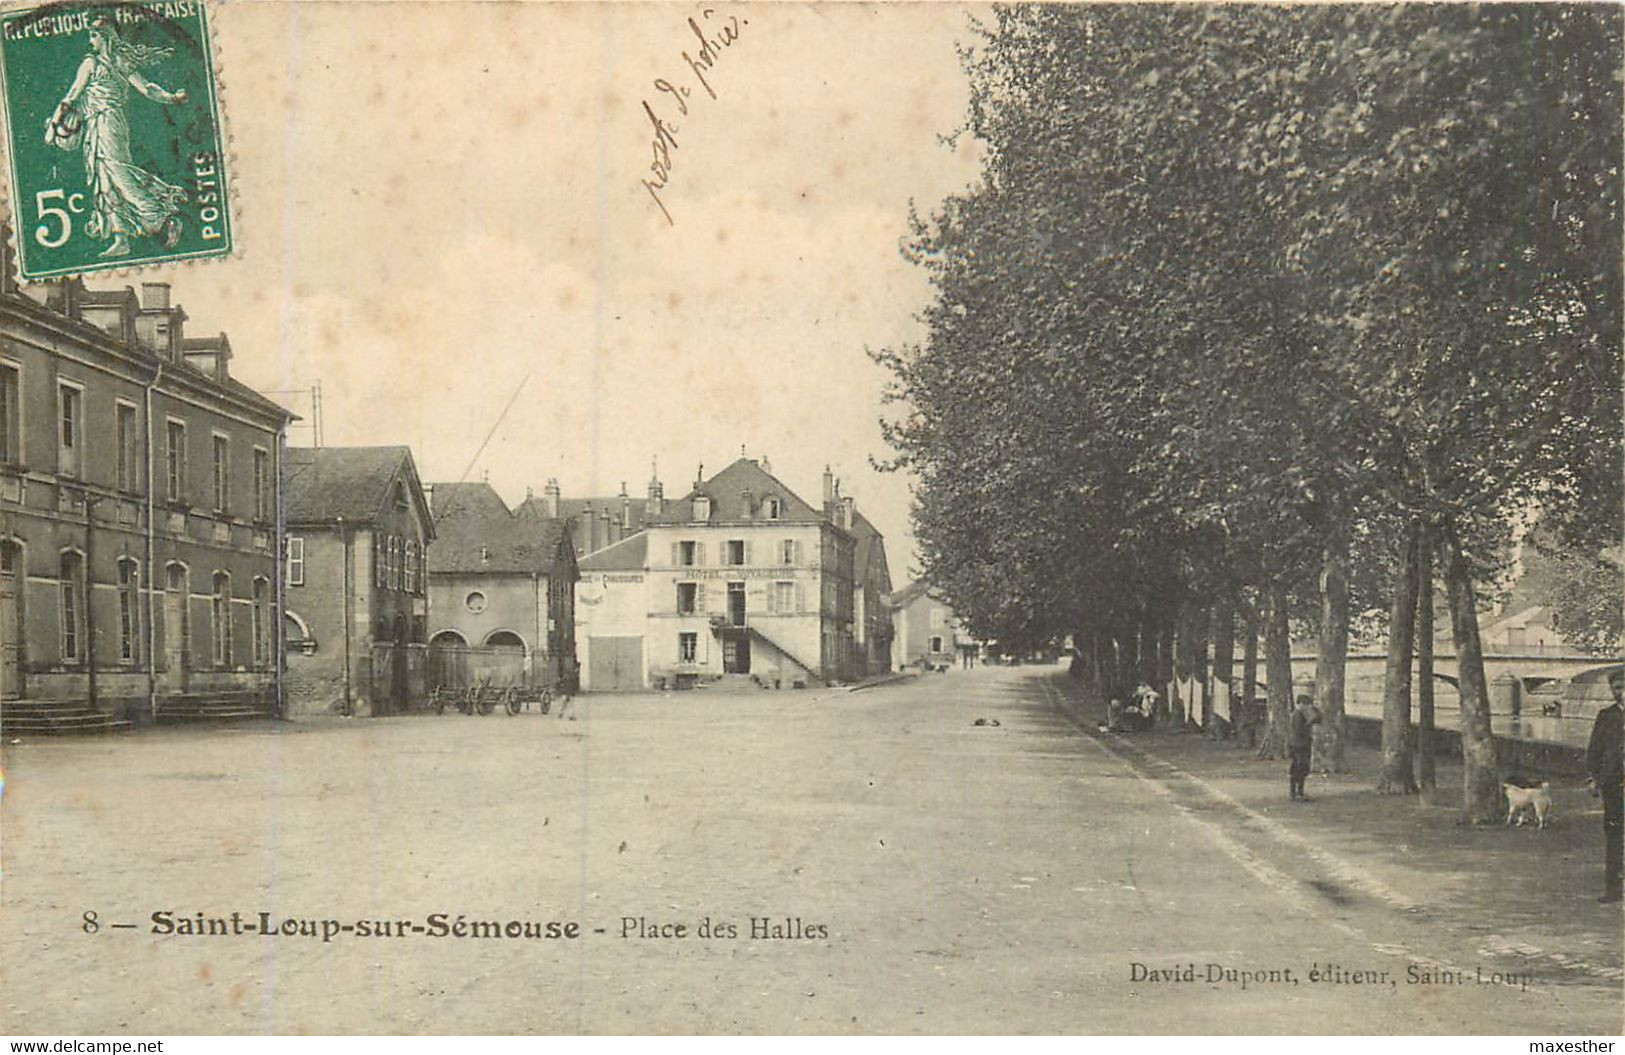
[889,579,968,672]
[574,457,882,690]
[849,510,894,677]
[0,272,292,731]
[281,446,434,717]
[425,481,577,692]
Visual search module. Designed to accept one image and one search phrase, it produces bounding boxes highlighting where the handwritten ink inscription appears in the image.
[639,7,749,227]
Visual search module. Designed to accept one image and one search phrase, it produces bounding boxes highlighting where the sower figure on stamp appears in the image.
[1586,670,1623,903]
[46,18,188,259]
[1288,694,1321,802]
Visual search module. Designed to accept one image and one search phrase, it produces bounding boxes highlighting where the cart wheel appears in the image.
[433,692,446,716]
[477,693,494,716]
[539,689,552,716]
[505,689,521,716]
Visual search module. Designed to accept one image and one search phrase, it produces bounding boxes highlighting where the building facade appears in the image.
[0,272,292,727]
[426,482,577,692]
[850,510,894,677]
[282,446,435,717]
[575,458,877,690]
[890,579,968,672]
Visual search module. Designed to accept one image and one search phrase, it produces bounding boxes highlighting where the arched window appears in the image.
[59,551,84,663]
[251,577,270,668]
[404,540,418,594]
[212,572,232,668]
[117,558,139,663]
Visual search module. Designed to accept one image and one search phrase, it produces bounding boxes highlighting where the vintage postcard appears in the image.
[0,0,1619,1039]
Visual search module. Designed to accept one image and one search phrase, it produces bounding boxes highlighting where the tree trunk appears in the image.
[1312,533,1351,773]
[1138,607,1158,685]
[1377,522,1420,794]
[1258,579,1294,759]
[1211,589,1235,739]
[1441,526,1501,824]
[1172,602,1192,726]
[1191,603,1210,731]
[1116,618,1139,704]
[1156,611,1175,724]
[1415,528,1437,790]
[1241,593,1260,748]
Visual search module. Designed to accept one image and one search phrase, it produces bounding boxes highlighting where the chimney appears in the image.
[841,495,855,531]
[740,489,753,520]
[761,455,771,474]
[140,282,170,310]
[581,501,595,554]
[620,485,632,530]
[544,477,561,518]
[645,470,664,518]
[599,508,613,551]
[823,465,835,513]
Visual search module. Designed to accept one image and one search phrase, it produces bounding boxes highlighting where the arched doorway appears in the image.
[483,630,527,687]
[428,630,468,692]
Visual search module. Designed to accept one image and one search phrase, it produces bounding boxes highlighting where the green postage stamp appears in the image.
[0,1,230,280]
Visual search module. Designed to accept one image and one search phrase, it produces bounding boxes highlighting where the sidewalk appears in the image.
[1044,672,1624,989]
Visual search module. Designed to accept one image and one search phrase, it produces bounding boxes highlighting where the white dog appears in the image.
[1503,782,1552,830]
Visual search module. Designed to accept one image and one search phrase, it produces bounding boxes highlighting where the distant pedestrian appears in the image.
[1133,681,1159,726]
[1288,694,1322,801]
[1586,670,1623,902]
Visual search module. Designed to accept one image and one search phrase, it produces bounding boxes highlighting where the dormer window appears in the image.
[394,481,408,509]
[692,495,711,521]
[764,496,782,520]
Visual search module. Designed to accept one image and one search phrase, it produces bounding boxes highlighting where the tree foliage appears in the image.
[877,4,1622,821]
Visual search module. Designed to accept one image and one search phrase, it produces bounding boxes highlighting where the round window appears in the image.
[465,590,487,613]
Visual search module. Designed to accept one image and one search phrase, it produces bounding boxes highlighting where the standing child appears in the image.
[1289,694,1322,801]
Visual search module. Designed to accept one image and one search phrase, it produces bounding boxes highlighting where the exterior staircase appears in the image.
[1,699,132,736]
[156,689,277,724]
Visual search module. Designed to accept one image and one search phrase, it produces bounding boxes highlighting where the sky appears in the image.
[145,2,991,586]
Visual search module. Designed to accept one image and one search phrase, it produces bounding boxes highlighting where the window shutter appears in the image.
[697,542,706,567]
[696,584,707,614]
[671,542,681,567]
[795,582,806,614]
[744,540,753,565]
[794,541,804,565]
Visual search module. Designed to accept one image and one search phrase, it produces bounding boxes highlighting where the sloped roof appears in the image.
[647,458,824,526]
[850,510,890,589]
[428,481,572,574]
[579,531,649,573]
[285,446,429,529]
[887,578,935,609]
[429,481,513,522]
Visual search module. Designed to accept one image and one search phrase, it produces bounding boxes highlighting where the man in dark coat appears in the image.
[1586,669,1624,902]
[1288,694,1321,801]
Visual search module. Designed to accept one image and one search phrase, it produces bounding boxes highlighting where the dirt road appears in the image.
[0,666,1617,1033]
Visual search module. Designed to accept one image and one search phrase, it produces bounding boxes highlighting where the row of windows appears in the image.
[670,538,805,567]
[9,548,271,669]
[282,535,426,596]
[0,364,271,519]
[373,533,424,595]
[674,580,805,616]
